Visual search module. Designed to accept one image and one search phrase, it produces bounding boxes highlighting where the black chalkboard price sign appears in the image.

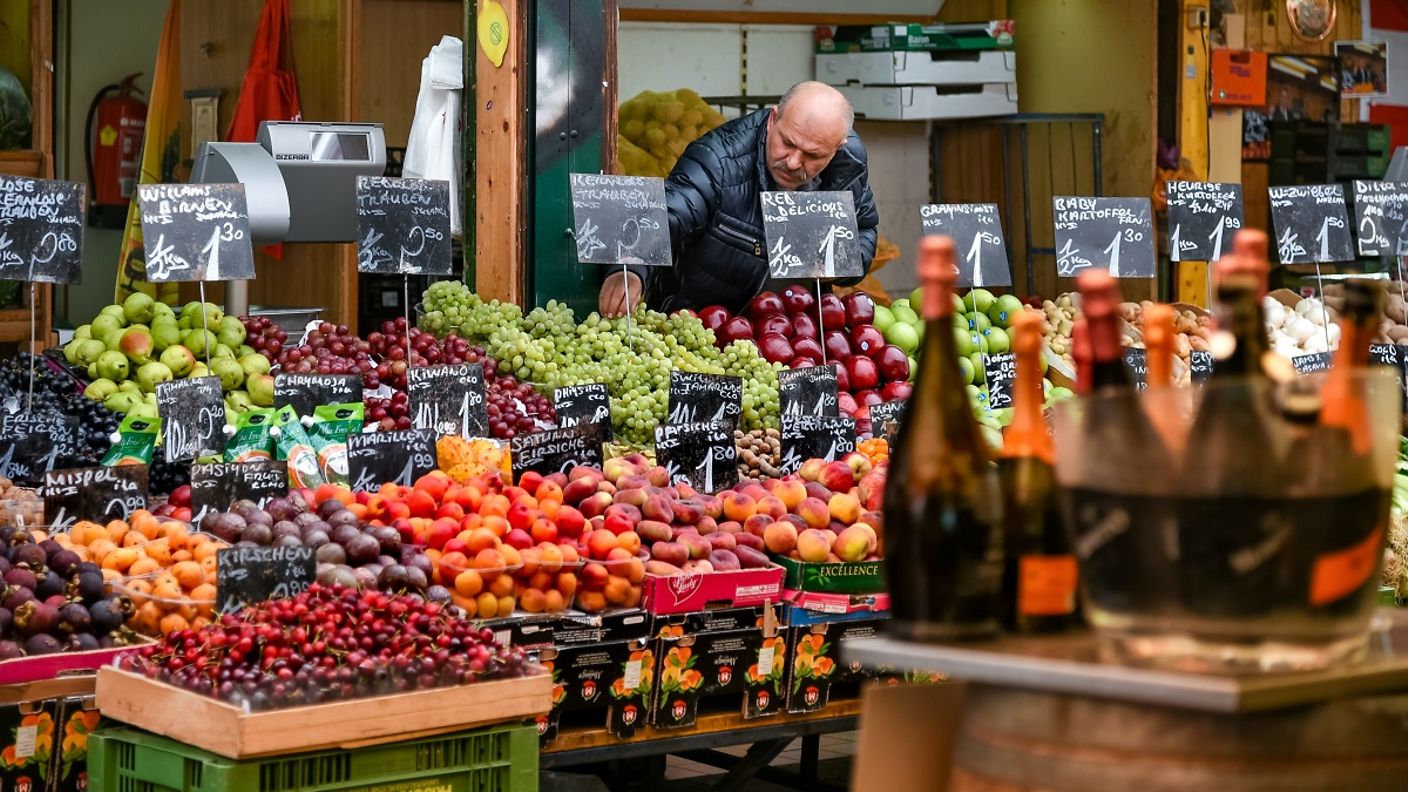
[43,465,148,532]
[0,413,77,486]
[274,373,361,417]
[1352,181,1408,257]
[347,429,437,491]
[553,384,613,438]
[216,546,316,613]
[354,176,453,275]
[667,371,743,428]
[918,203,1011,288]
[1122,348,1148,390]
[408,364,487,438]
[982,353,1017,408]
[654,422,738,494]
[137,183,255,282]
[868,400,905,444]
[779,416,857,476]
[1189,350,1214,383]
[510,423,607,478]
[761,191,862,280]
[1052,197,1156,278]
[156,376,226,463]
[1166,181,1244,262]
[568,174,671,267]
[0,175,86,284]
[1291,351,1334,375]
[1268,184,1354,264]
[779,365,840,419]
[190,460,289,524]
[1370,343,1401,368]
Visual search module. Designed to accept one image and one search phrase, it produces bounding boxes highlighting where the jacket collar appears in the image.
[754,108,864,193]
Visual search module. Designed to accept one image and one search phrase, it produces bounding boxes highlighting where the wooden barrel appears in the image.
[951,686,1408,791]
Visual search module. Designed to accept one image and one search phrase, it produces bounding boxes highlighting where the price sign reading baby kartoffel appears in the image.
[1052,196,1155,278]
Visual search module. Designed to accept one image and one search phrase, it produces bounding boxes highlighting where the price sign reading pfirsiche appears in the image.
[569,174,671,266]
[346,429,438,492]
[274,373,361,418]
[1052,197,1156,278]
[355,176,453,275]
[408,364,488,438]
[779,416,857,476]
[654,422,738,494]
[1268,184,1354,264]
[191,460,289,525]
[761,191,862,280]
[668,371,742,429]
[982,353,1017,408]
[216,546,315,614]
[869,400,905,444]
[919,203,1011,287]
[156,376,226,463]
[0,413,78,486]
[1352,181,1408,257]
[554,383,613,439]
[137,183,255,282]
[1166,181,1244,263]
[43,465,148,532]
[511,423,607,478]
[778,365,840,419]
[0,175,86,284]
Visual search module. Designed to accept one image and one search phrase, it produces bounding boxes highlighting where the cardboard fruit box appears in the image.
[639,565,785,615]
[772,554,886,594]
[0,640,150,687]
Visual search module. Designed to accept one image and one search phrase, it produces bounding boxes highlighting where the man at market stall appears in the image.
[598,81,880,317]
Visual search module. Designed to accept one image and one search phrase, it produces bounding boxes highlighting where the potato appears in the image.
[1189,335,1210,351]
[1389,325,1408,343]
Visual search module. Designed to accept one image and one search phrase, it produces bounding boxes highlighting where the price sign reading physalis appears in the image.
[355,176,453,275]
[1052,197,1155,278]
[554,383,613,440]
[568,174,671,267]
[982,353,1017,408]
[761,191,862,280]
[137,183,255,282]
[0,175,86,284]
[1268,184,1354,264]
[779,416,857,476]
[779,365,839,418]
[919,203,1010,287]
[654,422,738,495]
[668,371,742,429]
[1166,181,1243,262]
[408,364,488,438]
[346,429,437,492]
[43,465,148,533]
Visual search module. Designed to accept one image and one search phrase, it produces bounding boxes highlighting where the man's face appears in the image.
[765,105,845,191]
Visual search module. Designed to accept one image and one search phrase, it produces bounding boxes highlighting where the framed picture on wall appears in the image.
[1336,41,1389,98]
[1242,54,1341,161]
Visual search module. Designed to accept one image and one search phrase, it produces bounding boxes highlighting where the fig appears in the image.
[708,549,741,571]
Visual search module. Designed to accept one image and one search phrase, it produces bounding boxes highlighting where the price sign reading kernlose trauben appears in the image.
[569,174,671,267]
[0,175,86,284]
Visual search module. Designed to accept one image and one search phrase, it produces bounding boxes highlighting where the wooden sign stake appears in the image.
[815,278,826,365]
[197,282,212,368]
[404,274,413,364]
[1312,260,1332,350]
[26,281,36,412]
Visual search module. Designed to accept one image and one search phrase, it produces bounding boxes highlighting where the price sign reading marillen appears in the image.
[346,429,438,492]
[761,191,862,280]
[1052,197,1156,278]
[1166,181,1243,262]
[919,203,1011,287]
[569,174,671,267]
[137,183,255,282]
[355,176,453,275]
[1268,184,1354,264]
[0,175,86,284]
[1352,181,1408,257]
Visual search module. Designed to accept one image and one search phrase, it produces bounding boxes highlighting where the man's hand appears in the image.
[598,270,643,318]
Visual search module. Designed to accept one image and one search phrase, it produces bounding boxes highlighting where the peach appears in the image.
[701,495,724,520]
[646,560,684,576]
[741,483,770,503]
[709,549,741,571]
[694,516,718,535]
[536,479,564,503]
[605,575,633,604]
[581,561,610,590]
[772,480,807,511]
[826,553,843,563]
[531,518,559,544]
[562,478,598,505]
[454,569,484,597]
[617,531,642,555]
[596,480,617,495]
[624,452,651,468]
[490,573,516,597]
[718,520,743,534]
[763,521,799,554]
[517,471,545,493]
[577,591,607,612]
[782,514,810,533]
[605,547,635,564]
[833,526,871,562]
[603,504,641,535]
[587,529,619,559]
[797,529,832,563]
[642,495,676,524]
[742,514,774,538]
[613,488,649,508]
[817,461,856,493]
[671,498,703,525]
[520,588,548,613]
[546,471,569,487]
[721,492,757,522]
[476,592,499,619]
[579,492,614,519]
[853,522,879,554]
[556,572,578,598]
[804,482,833,502]
[674,482,699,499]
[795,497,832,530]
[527,569,552,591]
[602,457,634,484]
[706,532,737,551]
[474,548,507,576]
[636,520,673,544]
[735,545,769,569]
[682,559,715,574]
[624,559,647,585]
[678,533,712,560]
[827,492,862,525]
[539,543,565,572]
[652,541,689,566]
[755,495,788,521]
[734,532,765,552]
[555,505,586,537]
[544,589,567,612]
[646,465,671,487]
[842,451,873,478]
[569,466,604,484]
[797,458,826,482]
[504,528,533,550]
[761,477,780,492]
[618,473,650,491]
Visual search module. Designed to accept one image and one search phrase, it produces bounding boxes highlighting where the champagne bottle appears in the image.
[1000,311,1078,632]
[883,236,1004,641]
[1071,318,1092,395]
[1143,303,1176,388]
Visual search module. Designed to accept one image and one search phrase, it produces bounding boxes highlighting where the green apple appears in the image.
[984,326,1010,354]
[969,353,985,380]
[884,322,919,356]
[966,311,991,333]
[908,287,922,310]
[965,384,984,407]
[954,327,973,356]
[988,294,1025,329]
[958,355,976,384]
[891,304,919,327]
[908,356,917,380]
[1048,385,1075,404]
[991,407,1014,426]
[963,288,997,314]
[969,333,989,354]
[872,304,895,333]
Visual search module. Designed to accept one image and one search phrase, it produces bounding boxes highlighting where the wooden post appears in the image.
[1176,0,1212,308]
[473,0,529,305]
[29,0,53,349]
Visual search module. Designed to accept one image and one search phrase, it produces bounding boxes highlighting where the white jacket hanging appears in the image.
[403,35,464,236]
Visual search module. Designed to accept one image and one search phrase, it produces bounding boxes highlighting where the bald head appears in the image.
[765,81,855,190]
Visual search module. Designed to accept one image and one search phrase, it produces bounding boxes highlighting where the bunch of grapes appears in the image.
[274,322,375,379]
[0,354,121,467]
[241,316,289,362]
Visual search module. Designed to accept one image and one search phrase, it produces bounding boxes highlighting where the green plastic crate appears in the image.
[89,723,538,792]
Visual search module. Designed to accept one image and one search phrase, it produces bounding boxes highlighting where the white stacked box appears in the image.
[817,49,1018,121]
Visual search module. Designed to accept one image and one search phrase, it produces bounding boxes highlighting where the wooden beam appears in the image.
[603,0,618,173]
[30,0,53,347]
[1176,0,1211,308]
[473,0,529,304]
[618,9,934,24]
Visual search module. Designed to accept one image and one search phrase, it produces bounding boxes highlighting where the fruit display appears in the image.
[0,353,121,469]
[0,477,42,529]
[1266,292,1339,357]
[735,428,782,480]
[746,455,886,565]
[118,584,534,710]
[616,88,728,177]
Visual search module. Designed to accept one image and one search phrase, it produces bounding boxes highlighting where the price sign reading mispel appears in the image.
[156,376,226,463]
[1352,181,1408,257]
[918,203,1010,287]
[778,365,840,418]
[354,176,453,275]
[43,465,148,532]
[137,183,255,282]
[1052,197,1156,278]
[667,371,742,429]
[407,364,488,438]
[346,428,438,492]
[568,174,671,266]
[1268,184,1354,264]
[654,421,738,494]
[511,423,607,478]
[1166,181,1244,262]
[553,383,613,439]
[761,191,862,280]
[0,175,86,284]
[779,416,857,476]
[0,413,77,486]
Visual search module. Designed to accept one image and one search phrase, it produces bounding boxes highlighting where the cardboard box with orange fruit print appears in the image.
[0,698,58,792]
[53,697,105,792]
[785,618,892,714]
[648,605,784,729]
[534,608,653,743]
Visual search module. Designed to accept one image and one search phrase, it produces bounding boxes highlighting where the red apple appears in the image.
[699,305,730,333]
[793,336,824,362]
[823,330,851,362]
[791,312,819,340]
[819,293,846,330]
[781,284,816,314]
[757,313,791,337]
[747,291,784,321]
[837,392,858,416]
[875,344,911,382]
[843,292,876,327]
[881,380,913,401]
[855,389,884,408]
[758,332,795,364]
[168,484,192,508]
[847,356,879,390]
[789,356,819,369]
[831,359,850,391]
[720,316,754,344]
[849,324,885,356]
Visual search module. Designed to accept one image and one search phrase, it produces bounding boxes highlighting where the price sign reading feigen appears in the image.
[1052,197,1156,278]
[43,465,148,532]
[1268,184,1354,264]
[408,364,488,438]
[354,176,453,275]
[1166,181,1244,262]
[919,203,1011,287]
[654,422,738,494]
[778,365,840,418]
[346,428,438,492]
[156,376,226,463]
[1352,181,1408,257]
[761,191,862,280]
[568,174,671,267]
[137,183,255,282]
[0,175,86,284]
[0,413,77,486]
[668,371,742,429]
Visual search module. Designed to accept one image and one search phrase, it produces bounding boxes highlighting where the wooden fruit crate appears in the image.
[95,666,552,759]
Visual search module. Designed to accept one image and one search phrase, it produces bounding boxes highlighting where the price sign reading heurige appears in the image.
[1052,197,1156,278]
[274,374,361,418]
[1352,181,1408,257]
[216,545,315,613]
[654,422,738,494]
[137,183,255,282]
[919,203,1010,287]
[668,371,743,428]
[568,174,671,266]
[156,376,226,463]
[1122,348,1149,390]
[554,383,613,439]
[761,191,862,280]
[1189,350,1214,383]
[779,365,840,419]
[982,353,1017,408]
[780,416,856,476]
[511,423,607,478]
[0,175,86,284]
[869,399,905,444]
[355,176,453,275]
[191,460,289,524]
[0,413,78,486]
[43,465,148,532]
[1166,181,1244,262]
[408,364,487,438]
[346,428,437,492]
[1268,184,1354,264]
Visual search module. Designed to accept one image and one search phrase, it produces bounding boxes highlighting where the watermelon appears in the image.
[0,67,33,150]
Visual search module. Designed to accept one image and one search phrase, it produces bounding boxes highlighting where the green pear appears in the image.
[120,326,155,365]
[151,319,180,352]
[136,361,174,393]
[237,344,256,359]
[180,301,203,327]
[119,380,142,394]
[99,304,128,328]
[127,402,159,420]
[159,345,196,378]
[123,292,156,326]
[104,391,139,414]
[76,339,108,366]
[239,353,271,379]
[246,373,275,407]
[182,329,217,356]
[217,316,246,349]
[213,344,235,360]
[103,327,126,351]
[97,350,130,381]
[89,314,121,341]
[87,362,99,380]
[63,339,83,365]
[210,358,245,392]
[73,324,92,340]
[202,303,225,331]
[226,390,254,413]
[84,378,118,402]
[190,362,211,379]
[153,301,175,317]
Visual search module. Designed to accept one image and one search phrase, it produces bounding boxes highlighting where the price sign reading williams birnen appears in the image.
[761,190,862,280]
[1268,184,1354,264]
[668,371,742,429]
[346,429,438,492]
[1166,181,1244,262]
[216,545,315,614]
[554,383,613,439]
[156,376,226,463]
[778,365,839,418]
[43,465,148,532]
[511,423,607,478]
[779,416,857,476]
[0,175,86,284]
[919,203,1010,287]
[137,183,255,282]
[654,422,737,494]
[569,174,671,267]
[982,353,1017,408]
[0,413,78,486]
[408,364,488,438]
[274,373,361,418]
[1052,197,1155,278]
[1352,181,1408,257]
[191,460,289,524]
[355,176,453,275]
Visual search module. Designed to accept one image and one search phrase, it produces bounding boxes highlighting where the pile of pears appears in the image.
[63,293,275,419]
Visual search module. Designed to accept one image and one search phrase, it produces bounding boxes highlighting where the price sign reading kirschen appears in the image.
[654,422,738,494]
[347,429,437,492]
[869,400,905,444]
[569,174,671,267]
[1291,351,1334,375]
[137,183,255,281]
[1189,350,1214,383]
[668,371,743,428]
[43,465,147,532]
[511,423,607,478]
[779,416,857,476]
[1268,184,1354,264]
[982,353,1017,408]
[191,460,289,524]
[919,203,1011,287]
[408,364,487,438]
[554,384,613,438]
[0,175,86,284]
[1166,181,1244,263]
[779,365,840,418]
[1122,348,1148,390]
[0,413,77,486]
[1352,181,1408,257]
[157,376,226,463]
[761,191,862,280]
[1052,197,1156,278]
[216,546,316,614]
[355,176,453,275]
[274,374,361,418]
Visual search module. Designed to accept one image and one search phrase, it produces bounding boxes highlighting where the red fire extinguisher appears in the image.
[84,73,147,228]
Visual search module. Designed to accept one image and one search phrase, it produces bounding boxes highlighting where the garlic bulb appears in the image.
[1287,316,1317,342]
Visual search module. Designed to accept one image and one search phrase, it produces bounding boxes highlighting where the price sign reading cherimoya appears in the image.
[654,421,738,494]
[761,191,862,280]
[408,364,488,438]
[1352,181,1408,257]
[667,371,743,429]
[137,183,255,282]
[43,465,148,532]
[274,373,361,418]
[918,203,1010,287]
[1166,181,1244,262]
[1052,197,1156,278]
[0,175,86,284]
[355,177,453,275]
[568,173,671,266]
[1268,184,1354,264]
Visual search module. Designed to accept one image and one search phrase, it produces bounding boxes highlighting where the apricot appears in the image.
[476,592,499,619]
[454,569,484,598]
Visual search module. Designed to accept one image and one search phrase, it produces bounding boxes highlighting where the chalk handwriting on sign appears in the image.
[760,191,862,280]
[667,371,743,429]
[919,203,1011,287]
[1352,181,1408,257]
[355,176,453,275]
[778,365,840,418]
[216,546,315,613]
[0,413,77,486]
[553,383,613,439]
[510,423,607,478]
[156,376,226,463]
[407,364,488,438]
[190,460,289,525]
[0,175,86,284]
[654,421,738,494]
[869,399,905,444]
[43,465,148,533]
[568,174,672,267]
[137,183,255,282]
[274,374,361,418]
[779,416,857,476]
[1268,184,1354,264]
[1052,197,1156,278]
[346,429,438,492]
[1166,181,1244,263]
